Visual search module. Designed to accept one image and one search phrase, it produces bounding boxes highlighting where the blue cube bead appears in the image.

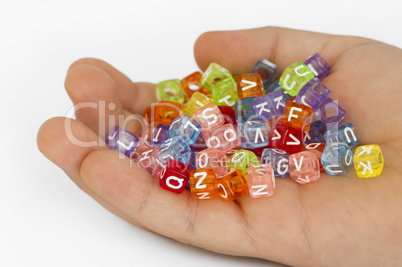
[324,123,360,148]
[167,114,201,145]
[260,148,290,178]
[237,121,269,149]
[250,58,278,90]
[234,97,259,124]
[158,136,191,165]
[304,121,327,144]
[106,126,139,157]
[151,124,169,147]
[252,90,287,122]
[321,143,353,175]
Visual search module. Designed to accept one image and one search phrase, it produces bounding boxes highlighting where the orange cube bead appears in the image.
[215,170,248,201]
[181,71,210,97]
[282,101,314,131]
[143,106,151,123]
[236,73,264,100]
[300,143,326,172]
[154,101,182,126]
[189,169,218,200]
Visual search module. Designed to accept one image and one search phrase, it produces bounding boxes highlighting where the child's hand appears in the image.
[37,27,402,266]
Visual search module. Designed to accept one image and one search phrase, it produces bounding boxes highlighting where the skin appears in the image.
[37,27,402,266]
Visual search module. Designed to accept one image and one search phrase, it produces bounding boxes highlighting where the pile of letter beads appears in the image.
[106,53,385,201]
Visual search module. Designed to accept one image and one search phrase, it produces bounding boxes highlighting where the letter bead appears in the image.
[260,148,290,178]
[247,164,275,198]
[106,126,139,157]
[160,159,190,194]
[201,63,233,91]
[156,79,185,104]
[325,122,360,148]
[236,73,264,99]
[304,53,330,80]
[189,169,218,200]
[251,58,279,89]
[279,62,314,96]
[215,170,248,201]
[321,143,353,175]
[193,102,225,132]
[289,151,321,184]
[353,145,384,178]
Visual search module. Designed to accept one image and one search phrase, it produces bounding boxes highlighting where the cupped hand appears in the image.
[37,27,402,266]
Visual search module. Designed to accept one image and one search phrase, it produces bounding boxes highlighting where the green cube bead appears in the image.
[211,77,239,107]
[227,150,260,180]
[279,62,314,96]
[156,79,185,104]
[201,63,233,92]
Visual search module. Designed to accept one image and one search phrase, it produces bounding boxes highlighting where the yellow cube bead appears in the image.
[353,144,384,178]
[183,92,213,116]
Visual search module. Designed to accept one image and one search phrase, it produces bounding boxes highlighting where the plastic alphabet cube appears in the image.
[237,121,269,149]
[181,71,210,97]
[321,143,353,175]
[193,102,225,132]
[260,148,290,178]
[303,121,327,144]
[189,169,218,200]
[282,101,314,132]
[251,58,278,89]
[266,81,293,101]
[304,53,330,80]
[167,114,201,145]
[295,79,330,111]
[300,143,326,172]
[252,90,287,122]
[159,159,190,194]
[324,122,360,148]
[196,148,228,177]
[151,124,169,147]
[158,136,191,165]
[183,92,213,116]
[313,98,346,130]
[203,123,240,152]
[201,63,233,92]
[215,169,248,201]
[218,105,237,125]
[154,101,182,126]
[279,62,314,96]
[106,126,139,157]
[270,124,303,154]
[247,164,275,198]
[234,97,258,124]
[289,151,321,184]
[226,150,260,179]
[236,73,264,99]
[135,143,163,176]
[211,77,239,107]
[353,145,384,178]
[156,79,185,104]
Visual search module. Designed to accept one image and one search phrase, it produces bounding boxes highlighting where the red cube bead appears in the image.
[270,123,303,154]
[159,159,190,193]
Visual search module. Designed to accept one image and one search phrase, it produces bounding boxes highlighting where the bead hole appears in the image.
[324,105,339,121]
[257,68,270,81]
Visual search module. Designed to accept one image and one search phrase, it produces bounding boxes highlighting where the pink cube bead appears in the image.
[193,102,225,132]
[247,164,275,198]
[196,148,228,177]
[203,124,240,151]
[289,151,320,184]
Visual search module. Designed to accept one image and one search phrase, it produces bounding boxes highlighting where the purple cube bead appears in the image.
[313,98,346,130]
[303,121,327,144]
[295,78,330,111]
[304,53,330,80]
[106,126,139,157]
[252,90,287,121]
[151,124,169,147]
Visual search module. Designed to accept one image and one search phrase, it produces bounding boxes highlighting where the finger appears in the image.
[37,117,146,228]
[194,26,373,75]
[80,149,261,257]
[65,64,146,139]
[68,58,156,114]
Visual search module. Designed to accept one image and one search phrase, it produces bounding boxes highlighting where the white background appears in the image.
[0,1,400,266]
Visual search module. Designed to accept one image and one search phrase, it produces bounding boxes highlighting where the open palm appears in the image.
[37,27,402,266]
